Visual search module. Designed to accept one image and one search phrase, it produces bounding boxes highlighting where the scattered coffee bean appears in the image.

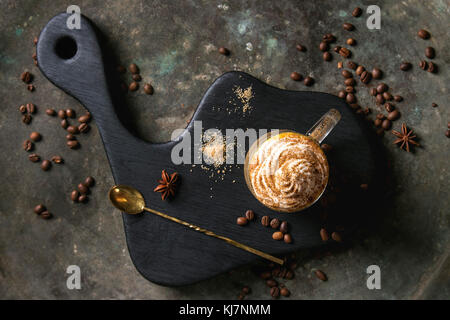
[355,65,365,76]
[237,216,248,226]
[34,204,46,214]
[387,110,400,121]
[376,83,388,93]
[283,234,292,243]
[117,65,126,74]
[71,190,80,202]
[394,95,403,102]
[343,23,355,31]
[245,209,255,221]
[322,33,336,43]
[66,134,76,141]
[446,130,450,138]
[67,125,79,134]
[341,70,352,78]
[372,68,382,79]
[352,7,362,17]
[346,38,356,46]
[78,113,91,123]
[270,287,280,298]
[338,90,347,99]
[27,84,35,92]
[360,183,369,190]
[285,270,294,279]
[61,119,69,129]
[383,92,393,101]
[296,44,306,52]
[23,140,33,151]
[280,287,290,297]
[40,211,52,219]
[67,140,80,149]
[334,46,342,54]
[218,47,230,55]
[19,104,27,113]
[425,47,435,59]
[260,271,272,280]
[347,61,357,70]
[272,231,284,241]
[323,52,332,61]
[370,88,377,96]
[303,76,314,86]
[26,103,36,114]
[331,231,342,242]
[279,221,289,233]
[41,160,51,171]
[129,81,139,91]
[431,102,438,108]
[46,108,56,116]
[314,269,328,281]
[65,109,75,118]
[143,83,154,95]
[346,93,356,104]
[78,194,88,203]
[427,61,437,73]
[345,78,356,86]
[78,123,90,133]
[33,37,38,45]
[400,62,412,71]
[84,176,95,187]
[129,63,139,74]
[290,72,302,81]
[270,218,280,229]
[338,47,351,58]
[132,74,142,82]
[419,60,428,70]
[30,131,41,142]
[319,41,329,52]
[382,119,392,130]
[28,153,40,162]
[261,216,270,227]
[360,71,372,84]
[337,61,343,69]
[385,103,395,112]
[417,29,430,39]
[20,71,32,83]
[78,183,89,194]
[320,228,329,241]
[51,156,64,164]
[266,279,278,287]
[58,109,66,119]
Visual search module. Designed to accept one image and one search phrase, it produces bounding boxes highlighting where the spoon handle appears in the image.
[143,207,284,265]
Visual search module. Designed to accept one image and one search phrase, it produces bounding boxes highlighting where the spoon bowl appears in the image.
[108,185,145,214]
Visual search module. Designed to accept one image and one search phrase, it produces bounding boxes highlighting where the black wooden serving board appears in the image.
[37,13,383,286]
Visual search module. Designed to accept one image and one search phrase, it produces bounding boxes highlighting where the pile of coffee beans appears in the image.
[19,102,36,125]
[20,70,35,92]
[34,204,52,219]
[117,62,154,95]
[70,176,95,203]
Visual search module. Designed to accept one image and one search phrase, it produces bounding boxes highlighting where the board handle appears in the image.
[36,13,142,150]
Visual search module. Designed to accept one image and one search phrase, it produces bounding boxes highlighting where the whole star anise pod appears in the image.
[392,123,419,152]
[153,170,178,200]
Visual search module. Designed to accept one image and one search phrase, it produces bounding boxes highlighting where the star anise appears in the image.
[392,123,419,152]
[153,170,179,200]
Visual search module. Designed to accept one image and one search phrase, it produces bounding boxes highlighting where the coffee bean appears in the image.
[84,176,95,187]
[323,52,332,61]
[218,47,230,55]
[78,194,88,203]
[320,228,329,241]
[387,110,400,121]
[427,62,437,73]
[41,160,51,171]
[26,103,36,114]
[352,7,362,17]
[346,38,356,46]
[338,90,347,99]
[132,74,142,82]
[432,103,438,108]
[71,190,79,202]
[374,118,382,127]
[382,119,392,130]
[314,270,328,281]
[78,183,89,194]
[370,88,377,96]
[129,81,139,91]
[417,29,430,39]
[279,221,288,233]
[372,68,382,79]
[260,271,272,280]
[28,153,40,162]
[394,95,403,102]
[342,70,352,78]
[237,216,248,226]
[319,41,329,52]
[338,47,351,58]
[290,72,302,81]
[272,231,283,241]
[67,125,79,134]
[51,156,64,164]
[400,62,412,71]
[376,83,388,93]
[65,109,75,118]
[360,71,372,84]
[343,23,355,31]
[129,63,139,74]
[383,92,393,101]
[30,132,41,142]
[270,218,280,229]
[20,71,32,83]
[117,65,126,74]
[322,33,336,43]
[296,44,306,52]
[66,134,76,140]
[385,103,395,112]
[27,84,35,92]
[346,93,356,104]
[40,211,52,219]
[78,123,90,133]
[245,209,255,221]
[46,108,56,116]
[78,113,91,123]
[58,109,66,119]
[23,140,33,151]
[376,113,385,120]
[19,104,27,113]
[261,216,270,227]
[321,143,333,152]
[280,287,290,297]
[334,46,341,54]
[337,61,343,69]
[347,61,357,70]
[270,287,280,298]
[425,47,435,59]
[266,279,278,287]
[419,60,428,70]
[345,78,356,86]
[331,231,342,242]
[33,37,38,45]
[355,65,365,76]
[303,76,314,86]
[34,204,46,214]
[446,130,450,138]
[283,234,292,243]
[67,140,80,149]
[285,270,294,279]
[22,114,32,124]
[143,83,154,95]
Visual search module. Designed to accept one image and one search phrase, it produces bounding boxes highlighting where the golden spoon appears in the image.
[108,184,284,265]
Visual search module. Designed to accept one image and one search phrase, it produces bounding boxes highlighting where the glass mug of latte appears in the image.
[244,109,341,213]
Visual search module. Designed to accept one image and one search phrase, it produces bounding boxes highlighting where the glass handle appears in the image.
[306,108,341,144]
